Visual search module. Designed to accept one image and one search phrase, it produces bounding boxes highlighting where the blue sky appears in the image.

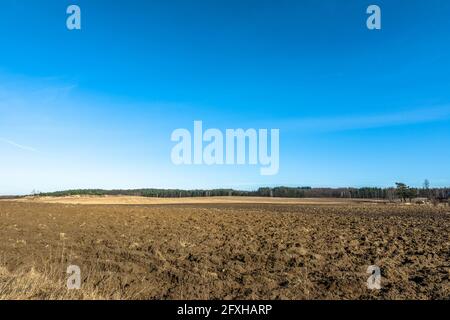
[1,0,450,194]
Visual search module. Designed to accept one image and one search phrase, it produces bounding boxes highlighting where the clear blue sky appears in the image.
[1,0,450,195]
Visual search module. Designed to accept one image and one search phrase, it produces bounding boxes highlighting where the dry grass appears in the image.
[0,261,106,300]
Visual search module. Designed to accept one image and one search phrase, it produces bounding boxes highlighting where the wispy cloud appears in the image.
[0,138,37,152]
[284,105,450,133]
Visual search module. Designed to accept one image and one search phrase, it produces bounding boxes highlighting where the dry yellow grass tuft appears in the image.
[0,263,109,300]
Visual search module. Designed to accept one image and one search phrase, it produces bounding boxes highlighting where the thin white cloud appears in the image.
[284,105,450,132]
[0,138,37,152]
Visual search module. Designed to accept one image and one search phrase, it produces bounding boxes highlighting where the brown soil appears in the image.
[0,201,448,300]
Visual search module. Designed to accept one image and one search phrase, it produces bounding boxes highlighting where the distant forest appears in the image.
[36,184,450,201]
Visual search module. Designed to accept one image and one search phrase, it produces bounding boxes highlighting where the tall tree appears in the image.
[395,182,411,202]
[423,179,430,199]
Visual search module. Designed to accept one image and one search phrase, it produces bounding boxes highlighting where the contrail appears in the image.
[0,138,37,152]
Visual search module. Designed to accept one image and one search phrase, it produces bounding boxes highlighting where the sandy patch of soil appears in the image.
[9,195,384,205]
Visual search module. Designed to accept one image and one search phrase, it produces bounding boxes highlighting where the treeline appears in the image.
[0,195,24,200]
[39,188,239,198]
[258,186,449,200]
[37,186,450,200]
